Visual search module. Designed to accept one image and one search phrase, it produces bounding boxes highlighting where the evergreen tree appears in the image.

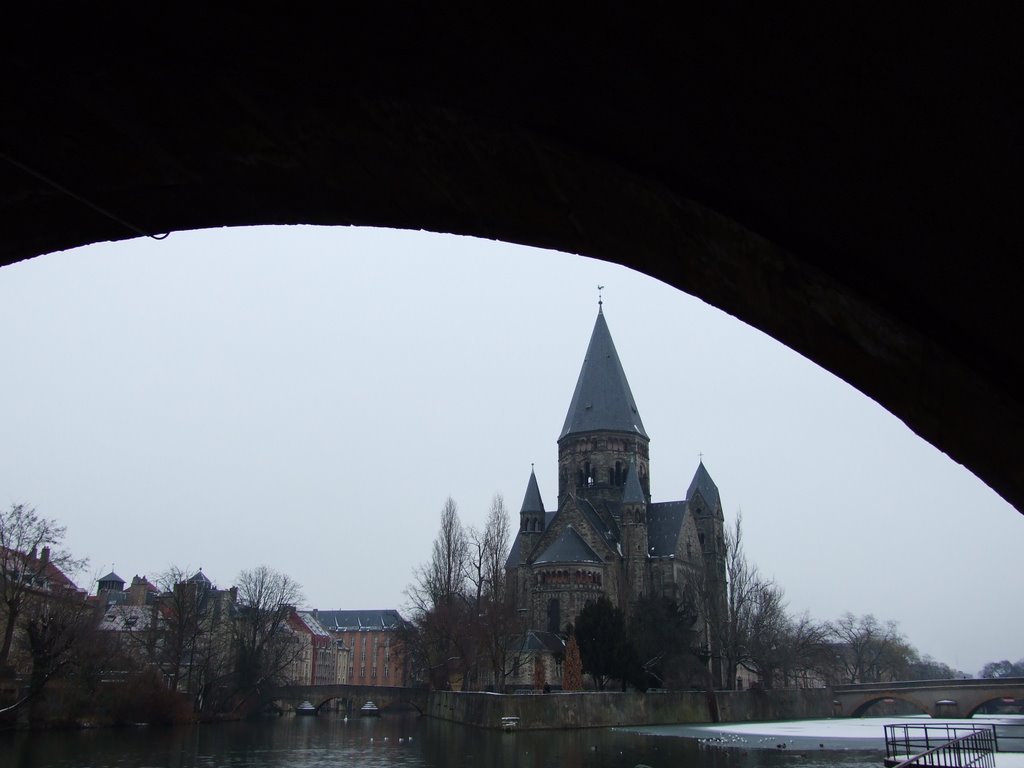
[574,596,640,690]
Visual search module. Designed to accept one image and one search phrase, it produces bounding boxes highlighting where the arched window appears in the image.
[546,598,560,634]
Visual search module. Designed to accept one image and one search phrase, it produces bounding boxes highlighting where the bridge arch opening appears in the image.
[967,697,1024,718]
[851,697,930,718]
[0,224,1017,676]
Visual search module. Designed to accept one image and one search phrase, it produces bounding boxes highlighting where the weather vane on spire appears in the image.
[598,285,605,307]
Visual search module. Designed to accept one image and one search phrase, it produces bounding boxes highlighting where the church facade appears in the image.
[506,305,728,675]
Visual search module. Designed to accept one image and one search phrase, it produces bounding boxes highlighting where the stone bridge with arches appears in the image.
[832,678,1024,718]
[264,684,428,715]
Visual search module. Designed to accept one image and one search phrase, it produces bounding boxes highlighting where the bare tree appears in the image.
[745,579,788,687]
[826,612,908,683]
[980,658,1024,678]
[423,497,469,610]
[697,512,760,689]
[694,511,798,690]
[0,503,87,667]
[0,585,98,717]
[469,494,521,690]
[778,611,831,687]
[404,497,472,689]
[232,566,304,696]
[126,565,229,708]
[467,495,509,609]
[22,592,96,712]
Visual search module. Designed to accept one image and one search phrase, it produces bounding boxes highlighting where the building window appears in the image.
[383,666,389,679]
[546,598,560,634]
[360,666,365,678]
[372,667,376,679]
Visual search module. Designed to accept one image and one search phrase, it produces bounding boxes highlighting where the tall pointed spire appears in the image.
[559,309,648,440]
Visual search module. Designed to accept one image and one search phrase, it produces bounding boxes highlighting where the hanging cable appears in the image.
[1,150,170,240]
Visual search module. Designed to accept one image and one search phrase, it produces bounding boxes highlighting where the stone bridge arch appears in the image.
[834,680,1024,719]
[3,8,1023,513]
[266,684,428,716]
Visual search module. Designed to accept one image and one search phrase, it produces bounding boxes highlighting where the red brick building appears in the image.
[313,610,408,687]
[285,610,338,685]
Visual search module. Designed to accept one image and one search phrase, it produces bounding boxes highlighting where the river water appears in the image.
[4,712,884,768]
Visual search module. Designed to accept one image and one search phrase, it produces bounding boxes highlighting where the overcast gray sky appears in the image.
[0,225,1019,675]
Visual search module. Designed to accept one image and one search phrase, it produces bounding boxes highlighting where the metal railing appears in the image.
[989,721,1024,753]
[884,723,996,768]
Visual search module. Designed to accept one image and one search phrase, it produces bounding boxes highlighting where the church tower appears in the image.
[503,299,733,690]
[557,305,650,514]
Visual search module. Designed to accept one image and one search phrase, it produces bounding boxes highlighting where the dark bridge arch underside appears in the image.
[851,696,930,718]
[3,9,1023,511]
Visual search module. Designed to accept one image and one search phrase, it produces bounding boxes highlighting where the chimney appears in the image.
[40,546,50,565]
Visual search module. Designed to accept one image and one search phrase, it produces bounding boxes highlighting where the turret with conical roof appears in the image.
[518,466,546,565]
[685,459,727,688]
[687,460,725,555]
[557,307,651,505]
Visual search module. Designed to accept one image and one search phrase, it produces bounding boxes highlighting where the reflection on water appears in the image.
[3,712,882,768]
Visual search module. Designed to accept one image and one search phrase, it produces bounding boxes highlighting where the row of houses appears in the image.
[92,570,411,689]
[1,544,409,692]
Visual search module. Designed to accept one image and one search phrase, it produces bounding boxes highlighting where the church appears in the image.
[506,303,728,678]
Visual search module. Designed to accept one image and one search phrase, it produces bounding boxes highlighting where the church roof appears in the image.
[647,501,688,556]
[512,630,565,654]
[98,571,124,585]
[622,457,645,505]
[504,510,558,570]
[520,467,545,514]
[578,496,620,548]
[686,461,721,510]
[559,308,648,441]
[534,525,602,564]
